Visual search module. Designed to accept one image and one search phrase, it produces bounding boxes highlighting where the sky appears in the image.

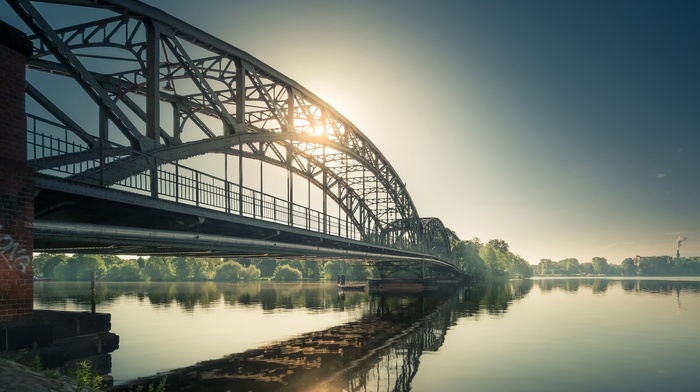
[2,0,699,264]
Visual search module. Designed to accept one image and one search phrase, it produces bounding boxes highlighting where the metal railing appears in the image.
[26,114,370,243]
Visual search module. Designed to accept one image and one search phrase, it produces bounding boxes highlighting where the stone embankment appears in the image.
[0,358,77,392]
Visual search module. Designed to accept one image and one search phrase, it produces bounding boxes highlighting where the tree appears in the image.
[143,256,175,281]
[174,257,195,281]
[272,265,303,281]
[31,253,52,278]
[40,254,69,279]
[621,258,636,276]
[637,256,672,276]
[302,260,321,280]
[239,265,261,280]
[193,258,217,281]
[52,262,73,281]
[486,239,510,254]
[78,254,107,280]
[322,260,345,280]
[251,259,277,277]
[580,262,594,275]
[346,262,373,281]
[510,255,534,278]
[538,259,555,275]
[457,239,488,280]
[105,265,123,281]
[100,254,122,268]
[591,257,611,275]
[480,246,506,276]
[215,261,242,280]
[557,258,581,275]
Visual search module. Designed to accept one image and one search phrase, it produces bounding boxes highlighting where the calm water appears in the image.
[34,278,700,391]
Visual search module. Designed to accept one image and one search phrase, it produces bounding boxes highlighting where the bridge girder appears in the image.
[8,0,460,273]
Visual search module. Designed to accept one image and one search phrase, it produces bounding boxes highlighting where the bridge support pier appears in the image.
[0,21,34,322]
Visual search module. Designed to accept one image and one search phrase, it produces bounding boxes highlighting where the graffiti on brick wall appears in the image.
[0,224,32,273]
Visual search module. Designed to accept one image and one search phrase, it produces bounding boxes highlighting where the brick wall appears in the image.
[0,21,34,322]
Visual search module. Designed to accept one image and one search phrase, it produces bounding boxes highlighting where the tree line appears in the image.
[32,231,539,282]
[450,236,535,280]
[536,256,700,276]
[31,254,375,282]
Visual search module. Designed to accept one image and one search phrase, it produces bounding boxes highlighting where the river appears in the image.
[33,277,700,391]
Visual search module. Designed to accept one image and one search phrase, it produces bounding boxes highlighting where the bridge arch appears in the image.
[11,0,459,272]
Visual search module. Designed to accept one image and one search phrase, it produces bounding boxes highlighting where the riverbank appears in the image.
[0,358,77,392]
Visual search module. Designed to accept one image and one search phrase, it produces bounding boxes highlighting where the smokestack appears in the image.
[676,235,687,258]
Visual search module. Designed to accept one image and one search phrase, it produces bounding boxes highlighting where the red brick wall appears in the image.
[0,23,34,322]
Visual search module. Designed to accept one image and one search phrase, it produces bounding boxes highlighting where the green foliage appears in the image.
[621,258,636,276]
[302,260,321,280]
[214,261,243,280]
[536,256,700,277]
[104,265,122,281]
[272,264,303,281]
[195,258,220,280]
[538,258,583,275]
[174,257,196,281]
[100,254,122,267]
[105,260,142,281]
[456,238,488,280]
[127,376,167,392]
[46,254,107,281]
[142,257,175,281]
[31,355,43,372]
[31,253,52,278]
[52,262,73,281]
[239,265,261,280]
[455,238,534,280]
[251,259,278,277]
[322,260,345,280]
[74,360,103,392]
[591,257,611,275]
[346,262,373,281]
[34,254,68,279]
[637,256,673,276]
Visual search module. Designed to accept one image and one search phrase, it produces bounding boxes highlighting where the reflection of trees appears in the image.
[534,278,700,297]
[536,278,582,293]
[34,282,365,313]
[455,279,533,317]
[619,279,700,295]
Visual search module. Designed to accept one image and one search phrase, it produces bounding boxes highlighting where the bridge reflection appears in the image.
[104,280,533,392]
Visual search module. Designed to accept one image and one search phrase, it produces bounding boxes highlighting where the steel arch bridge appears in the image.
[6,0,462,278]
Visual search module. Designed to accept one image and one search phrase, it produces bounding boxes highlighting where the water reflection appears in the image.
[34,281,365,313]
[533,277,700,295]
[63,280,529,392]
[34,278,700,391]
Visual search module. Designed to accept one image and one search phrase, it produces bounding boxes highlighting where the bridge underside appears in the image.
[33,175,452,273]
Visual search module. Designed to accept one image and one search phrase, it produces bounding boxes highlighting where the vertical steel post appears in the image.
[233,58,245,134]
[98,107,107,187]
[322,145,327,234]
[239,144,243,215]
[287,148,293,225]
[145,20,160,197]
[225,154,230,213]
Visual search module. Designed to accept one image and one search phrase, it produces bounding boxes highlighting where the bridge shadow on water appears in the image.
[100,280,533,392]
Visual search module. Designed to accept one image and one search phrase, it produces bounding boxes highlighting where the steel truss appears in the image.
[8,0,458,270]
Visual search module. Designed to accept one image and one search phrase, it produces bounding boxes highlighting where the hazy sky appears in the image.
[3,0,699,264]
